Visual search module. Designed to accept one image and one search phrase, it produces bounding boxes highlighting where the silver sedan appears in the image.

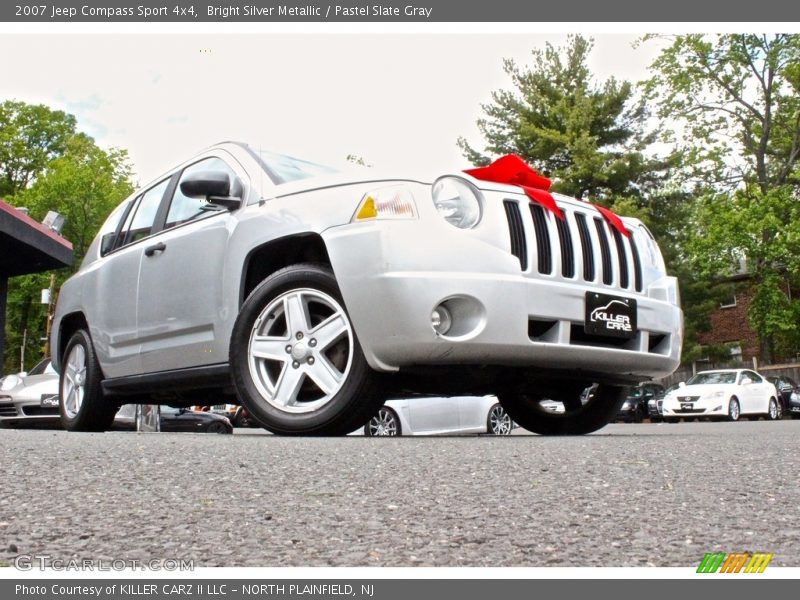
[0,359,60,426]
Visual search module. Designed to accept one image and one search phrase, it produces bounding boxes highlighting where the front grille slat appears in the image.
[627,229,643,292]
[611,228,630,289]
[575,213,595,281]
[503,200,528,270]
[555,213,575,278]
[529,204,552,275]
[594,218,614,285]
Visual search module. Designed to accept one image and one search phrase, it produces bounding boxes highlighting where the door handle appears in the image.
[144,242,166,257]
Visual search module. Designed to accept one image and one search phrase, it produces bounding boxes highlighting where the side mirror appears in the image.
[678,381,686,388]
[100,232,117,256]
[741,377,752,386]
[19,372,28,378]
[180,170,243,210]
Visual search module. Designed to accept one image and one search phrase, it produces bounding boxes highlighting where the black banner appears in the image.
[3,0,800,22]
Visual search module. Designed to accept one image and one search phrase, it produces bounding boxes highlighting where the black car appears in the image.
[114,405,233,433]
[767,375,800,418]
[617,383,665,423]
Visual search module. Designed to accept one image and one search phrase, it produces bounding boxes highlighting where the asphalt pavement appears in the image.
[1,420,798,567]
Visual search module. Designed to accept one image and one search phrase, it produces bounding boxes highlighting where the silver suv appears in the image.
[52,142,682,436]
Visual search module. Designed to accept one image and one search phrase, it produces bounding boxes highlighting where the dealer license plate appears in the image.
[584,292,637,339]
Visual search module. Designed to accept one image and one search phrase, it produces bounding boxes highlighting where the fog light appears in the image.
[431,306,452,335]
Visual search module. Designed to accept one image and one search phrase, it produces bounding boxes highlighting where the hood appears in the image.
[668,384,734,398]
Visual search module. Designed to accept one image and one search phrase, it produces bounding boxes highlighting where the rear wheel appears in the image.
[59,329,116,432]
[487,403,513,435]
[230,264,384,436]
[498,383,627,435]
[364,407,401,436]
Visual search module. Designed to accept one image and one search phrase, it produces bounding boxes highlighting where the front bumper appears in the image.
[0,395,60,423]
[662,398,727,418]
[324,218,682,381]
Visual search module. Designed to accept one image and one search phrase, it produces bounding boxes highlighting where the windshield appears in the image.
[254,149,339,184]
[28,359,54,376]
[686,372,737,385]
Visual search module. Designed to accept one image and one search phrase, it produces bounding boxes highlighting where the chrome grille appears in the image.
[503,198,646,295]
[0,401,18,417]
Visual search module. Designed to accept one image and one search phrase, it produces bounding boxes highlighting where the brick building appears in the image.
[697,283,760,363]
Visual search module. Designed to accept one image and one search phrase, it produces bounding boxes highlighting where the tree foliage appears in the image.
[645,34,800,361]
[1,101,133,373]
[459,35,670,203]
[0,100,77,197]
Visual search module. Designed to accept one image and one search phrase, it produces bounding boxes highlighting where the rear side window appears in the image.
[164,158,238,229]
[98,201,131,257]
[118,179,170,248]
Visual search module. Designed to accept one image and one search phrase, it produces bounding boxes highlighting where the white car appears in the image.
[661,369,780,422]
[363,396,513,436]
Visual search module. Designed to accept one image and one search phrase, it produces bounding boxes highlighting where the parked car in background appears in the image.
[0,358,60,427]
[661,369,780,422]
[647,384,676,421]
[206,404,256,427]
[766,375,798,417]
[51,143,682,436]
[616,382,665,422]
[114,404,232,433]
[363,396,513,436]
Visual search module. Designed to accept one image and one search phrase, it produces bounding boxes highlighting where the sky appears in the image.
[0,33,664,186]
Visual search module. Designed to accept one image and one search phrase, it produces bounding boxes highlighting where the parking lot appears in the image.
[2,419,798,567]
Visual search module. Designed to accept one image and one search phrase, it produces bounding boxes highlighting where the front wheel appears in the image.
[767,398,781,421]
[498,383,627,435]
[230,264,384,436]
[487,403,513,435]
[727,398,740,422]
[59,329,117,432]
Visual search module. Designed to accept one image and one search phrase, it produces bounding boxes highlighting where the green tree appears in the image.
[458,35,669,203]
[3,132,133,373]
[0,100,77,197]
[645,34,800,362]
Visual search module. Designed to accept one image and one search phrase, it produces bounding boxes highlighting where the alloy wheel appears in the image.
[246,288,354,414]
[367,408,399,436]
[61,344,87,419]
[489,404,513,435]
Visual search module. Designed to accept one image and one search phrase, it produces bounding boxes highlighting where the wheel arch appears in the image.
[56,311,89,371]
[239,233,333,307]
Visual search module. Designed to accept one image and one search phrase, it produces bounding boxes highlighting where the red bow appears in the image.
[465,154,562,219]
[464,154,630,238]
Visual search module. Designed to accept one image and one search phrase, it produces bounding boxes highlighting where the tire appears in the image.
[230,264,384,436]
[59,329,117,432]
[486,403,513,435]
[727,397,740,422]
[767,397,780,421]
[206,421,231,434]
[364,406,401,436]
[498,383,628,435]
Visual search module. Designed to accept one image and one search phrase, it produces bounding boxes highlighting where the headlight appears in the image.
[0,375,22,391]
[791,392,799,402]
[352,185,417,222]
[432,177,482,229]
[708,390,725,399]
